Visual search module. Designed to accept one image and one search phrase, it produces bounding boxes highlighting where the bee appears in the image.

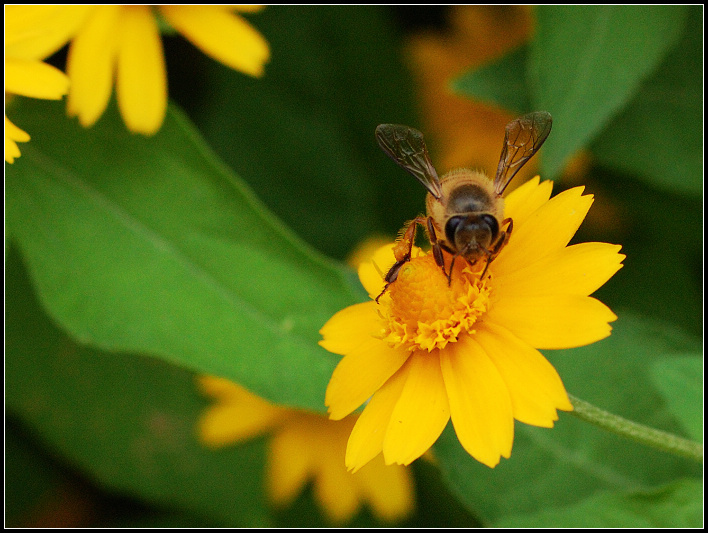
[375,111,552,300]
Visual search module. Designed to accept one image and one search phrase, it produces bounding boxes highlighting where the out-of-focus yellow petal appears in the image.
[198,401,283,447]
[383,353,450,466]
[494,242,625,299]
[160,5,270,78]
[486,294,617,350]
[5,58,69,99]
[476,322,572,426]
[66,5,120,127]
[325,337,410,420]
[346,235,392,270]
[5,116,31,164]
[346,364,409,472]
[4,116,30,144]
[440,337,513,467]
[196,377,285,447]
[493,186,594,278]
[354,455,414,522]
[5,5,92,59]
[319,301,382,355]
[311,432,361,522]
[115,6,167,135]
[267,419,315,506]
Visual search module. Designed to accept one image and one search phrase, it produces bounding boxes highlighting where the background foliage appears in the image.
[5,6,702,527]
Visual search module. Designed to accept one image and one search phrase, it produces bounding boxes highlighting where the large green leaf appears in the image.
[6,250,269,526]
[433,312,701,525]
[530,6,688,178]
[650,355,703,443]
[494,479,702,528]
[450,45,530,115]
[6,98,358,413]
[591,6,702,196]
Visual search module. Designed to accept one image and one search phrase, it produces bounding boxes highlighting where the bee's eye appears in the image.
[480,214,499,240]
[444,215,465,245]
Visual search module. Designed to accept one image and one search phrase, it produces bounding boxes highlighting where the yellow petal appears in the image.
[66,5,121,127]
[319,301,382,355]
[494,242,625,299]
[383,353,450,466]
[345,365,408,472]
[493,186,594,278]
[502,176,553,224]
[439,337,513,467]
[267,420,315,506]
[5,5,92,60]
[325,338,410,420]
[353,456,414,522]
[4,58,69,99]
[160,5,270,78]
[476,322,572,427]
[115,6,167,135]
[486,294,617,350]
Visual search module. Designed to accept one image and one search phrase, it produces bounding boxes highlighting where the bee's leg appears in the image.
[376,217,427,303]
[425,217,446,270]
[479,217,514,281]
[446,255,459,285]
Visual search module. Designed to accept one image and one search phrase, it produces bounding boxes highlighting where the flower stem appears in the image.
[567,394,703,463]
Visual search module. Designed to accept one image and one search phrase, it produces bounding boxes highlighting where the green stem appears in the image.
[567,394,703,463]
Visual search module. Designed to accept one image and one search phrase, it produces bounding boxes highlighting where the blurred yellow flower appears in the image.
[321,177,624,471]
[405,6,535,175]
[65,5,270,135]
[197,376,414,524]
[4,5,86,162]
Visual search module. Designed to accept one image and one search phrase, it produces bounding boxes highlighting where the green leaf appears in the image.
[434,312,701,524]
[5,249,270,526]
[591,6,702,196]
[6,98,357,413]
[650,355,703,443]
[450,45,530,115]
[530,6,688,178]
[494,479,703,528]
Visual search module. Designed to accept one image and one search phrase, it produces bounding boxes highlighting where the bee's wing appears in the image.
[376,124,443,199]
[493,111,553,196]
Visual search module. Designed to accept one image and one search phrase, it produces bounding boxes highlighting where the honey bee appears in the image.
[375,111,552,300]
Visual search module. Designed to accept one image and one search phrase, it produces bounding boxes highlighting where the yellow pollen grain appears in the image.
[379,255,491,352]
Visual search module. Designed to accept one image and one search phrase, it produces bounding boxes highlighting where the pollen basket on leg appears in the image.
[376,254,491,352]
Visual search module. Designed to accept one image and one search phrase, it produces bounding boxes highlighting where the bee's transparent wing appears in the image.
[494,111,553,196]
[376,124,443,199]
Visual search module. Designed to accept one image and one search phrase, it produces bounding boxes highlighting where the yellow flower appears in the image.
[65,5,270,135]
[321,177,625,471]
[4,6,85,162]
[197,376,414,523]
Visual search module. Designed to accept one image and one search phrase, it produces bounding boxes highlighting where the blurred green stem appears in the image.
[568,394,703,463]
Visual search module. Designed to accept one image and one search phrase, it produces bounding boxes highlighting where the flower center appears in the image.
[376,254,491,352]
